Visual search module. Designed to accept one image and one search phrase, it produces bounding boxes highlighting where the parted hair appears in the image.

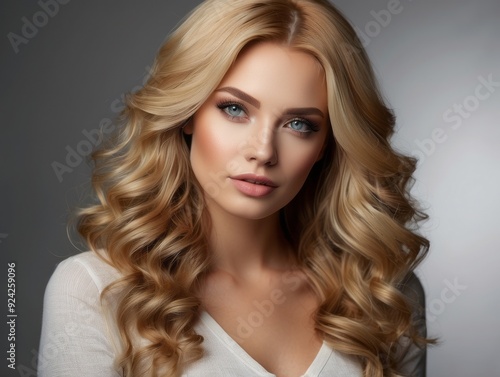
[76,0,431,376]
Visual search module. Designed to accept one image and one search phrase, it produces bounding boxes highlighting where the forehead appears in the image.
[216,42,327,110]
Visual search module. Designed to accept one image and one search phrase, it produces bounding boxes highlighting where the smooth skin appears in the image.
[185,42,330,377]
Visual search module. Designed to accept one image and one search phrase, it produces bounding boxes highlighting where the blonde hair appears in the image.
[76,0,431,376]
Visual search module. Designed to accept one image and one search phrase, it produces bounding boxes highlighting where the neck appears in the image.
[205,201,293,280]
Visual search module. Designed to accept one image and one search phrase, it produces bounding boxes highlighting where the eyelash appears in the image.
[216,100,248,121]
[215,99,320,136]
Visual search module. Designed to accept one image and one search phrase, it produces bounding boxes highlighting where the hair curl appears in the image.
[76,0,432,376]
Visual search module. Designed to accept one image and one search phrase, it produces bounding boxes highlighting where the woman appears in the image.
[39,0,431,376]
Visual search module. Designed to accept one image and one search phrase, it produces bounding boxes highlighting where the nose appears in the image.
[242,124,278,166]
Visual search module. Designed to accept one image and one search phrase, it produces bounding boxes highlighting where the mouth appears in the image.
[229,174,278,197]
[230,174,278,187]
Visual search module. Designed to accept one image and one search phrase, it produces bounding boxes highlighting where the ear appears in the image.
[182,117,193,135]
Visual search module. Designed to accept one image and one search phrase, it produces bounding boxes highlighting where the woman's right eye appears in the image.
[217,101,247,119]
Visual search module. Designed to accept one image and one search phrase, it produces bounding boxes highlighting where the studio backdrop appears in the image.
[1,1,499,376]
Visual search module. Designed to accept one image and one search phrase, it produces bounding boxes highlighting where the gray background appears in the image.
[1,1,499,376]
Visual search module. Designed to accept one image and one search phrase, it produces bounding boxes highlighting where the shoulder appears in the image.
[39,251,124,376]
[44,251,123,309]
[49,251,121,292]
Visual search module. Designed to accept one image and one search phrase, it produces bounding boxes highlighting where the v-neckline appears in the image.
[199,310,332,377]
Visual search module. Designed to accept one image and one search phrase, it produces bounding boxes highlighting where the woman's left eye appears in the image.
[287,119,315,134]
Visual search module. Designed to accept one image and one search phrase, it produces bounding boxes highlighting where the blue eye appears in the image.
[289,120,308,132]
[217,101,247,119]
[225,104,245,117]
[287,119,318,134]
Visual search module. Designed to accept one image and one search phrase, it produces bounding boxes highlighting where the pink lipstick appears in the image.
[229,174,278,197]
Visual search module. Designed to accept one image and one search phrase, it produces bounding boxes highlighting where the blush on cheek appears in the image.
[190,114,242,194]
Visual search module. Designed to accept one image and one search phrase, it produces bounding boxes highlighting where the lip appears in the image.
[229,174,278,197]
[230,174,278,187]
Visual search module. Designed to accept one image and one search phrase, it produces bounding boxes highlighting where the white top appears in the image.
[37,251,363,376]
[190,312,362,376]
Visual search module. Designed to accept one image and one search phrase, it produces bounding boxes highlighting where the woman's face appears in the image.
[187,42,329,220]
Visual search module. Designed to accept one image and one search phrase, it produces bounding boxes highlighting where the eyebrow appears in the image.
[215,86,325,118]
[215,87,260,109]
[283,107,325,118]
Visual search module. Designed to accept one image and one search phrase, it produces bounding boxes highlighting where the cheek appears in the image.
[190,114,245,184]
[191,124,217,165]
[294,155,320,186]
[280,141,324,186]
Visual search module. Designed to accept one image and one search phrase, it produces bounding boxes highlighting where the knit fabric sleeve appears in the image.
[38,252,123,377]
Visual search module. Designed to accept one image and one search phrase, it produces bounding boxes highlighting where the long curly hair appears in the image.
[76,0,431,376]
